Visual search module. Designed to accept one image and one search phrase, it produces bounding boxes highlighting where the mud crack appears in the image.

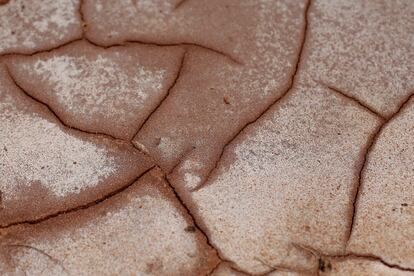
[123,39,241,65]
[192,0,313,192]
[163,177,256,275]
[255,257,315,276]
[4,65,127,143]
[131,50,187,141]
[1,37,240,66]
[79,0,87,36]
[0,166,155,229]
[322,83,386,120]
[295,243,414,274]
[345,92,414,245]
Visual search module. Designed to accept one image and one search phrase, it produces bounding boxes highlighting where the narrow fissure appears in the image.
[0,166,155,228]
[131,50,187,141]
[345,93,414,245]
[192,0,313,192]
[322,83,386,121]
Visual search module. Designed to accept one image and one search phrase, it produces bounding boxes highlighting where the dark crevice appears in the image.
[5,244,69,274]
[229,265,255,276]
[4,65,129,144]
[296,239,414,273]
[163,177,221,259]
[123,39,241,65]
[79,0,87,36]
[345,92,414,245]
[206,261,223,276]
[1,36,240,144]
[322,83,386,121]
[206,261,255,276]
[131,50,187,141]
[0,166,155,229]
[163,177,254,275]
[192,0,313,192]
[1,37,241,66]
[336,253,414,273]
[255,257,315,276]
[2,0,239,64]
[6,61,160,167]
[168,145,196,175]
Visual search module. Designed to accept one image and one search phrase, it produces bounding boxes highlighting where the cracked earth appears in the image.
[0,0,413,275]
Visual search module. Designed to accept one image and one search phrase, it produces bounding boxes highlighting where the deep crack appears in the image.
[295,238,414,273]
[322,83,386,120]
[79,0,87,37]
[123,40,241,65]
[1,37,240,66]
[0,166,155,229]
[163,177,221,258]
[131,50,187,141]
[1,0,412,274]
[163,177,255,275]
[192,0,313,192]
[206,260,223,276]
[254,257,315,276]
[2,37,239,144]
[345,92,414,245]
[336,253,414,273]
[4,65,128,144]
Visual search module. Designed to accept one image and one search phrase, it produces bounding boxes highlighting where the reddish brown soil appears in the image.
[0,0,413,275]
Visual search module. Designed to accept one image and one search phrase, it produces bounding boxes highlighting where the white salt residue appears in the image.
[217,0,305,110]
[30,54,165,120]
[245,0,303,97]
[0,105,117,199]
[180,160,203,190]
[183,173,201,190]
[0,0,80,54]
[181,159,202,171]
[17,193,199,275]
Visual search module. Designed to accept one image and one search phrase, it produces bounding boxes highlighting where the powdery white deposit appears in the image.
[0,0,81,54]
[30,54,165,118]
[0,103,117,199]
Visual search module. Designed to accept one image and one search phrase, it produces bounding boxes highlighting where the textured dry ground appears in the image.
[0,0,413,275]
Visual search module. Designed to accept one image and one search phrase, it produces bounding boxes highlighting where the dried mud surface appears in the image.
[0,0,413,275]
